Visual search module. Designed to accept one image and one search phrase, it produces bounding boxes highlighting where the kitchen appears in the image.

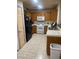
[17,0,61,59]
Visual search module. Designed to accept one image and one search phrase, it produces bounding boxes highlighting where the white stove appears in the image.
[37,16,45,34]
[37,23,44,34]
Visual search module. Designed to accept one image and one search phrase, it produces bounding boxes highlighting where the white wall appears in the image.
[57,1,61,25]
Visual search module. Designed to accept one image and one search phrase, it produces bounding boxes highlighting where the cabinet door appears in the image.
[17,7,25,48]
[32,26,36,33]
[31,12,37,22]
[44,11,51,21]
[47,36,61,55]
[44,26,47,34]
[50,9,57,21]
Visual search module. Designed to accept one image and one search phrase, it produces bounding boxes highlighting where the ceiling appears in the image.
[20,0,60,10]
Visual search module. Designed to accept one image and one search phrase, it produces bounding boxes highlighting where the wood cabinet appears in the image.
[44,26,48,34]
[30,7,57,22]
[31,11,45,22]
[44,11,51,21]
[47,36,61,55]
[32,26,37,33]
[50,8,57,21]
[31,12,37,22]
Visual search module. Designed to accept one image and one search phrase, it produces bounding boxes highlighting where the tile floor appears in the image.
[17,34,50,59]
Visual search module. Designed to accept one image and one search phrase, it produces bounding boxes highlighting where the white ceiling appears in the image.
[21,0,60,10]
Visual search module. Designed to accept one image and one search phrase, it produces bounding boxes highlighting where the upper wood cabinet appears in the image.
[44,11,51,21]
[31,12,37,22]
[28,6,57,22]
[50,8,57,21]
[31,11,45,22]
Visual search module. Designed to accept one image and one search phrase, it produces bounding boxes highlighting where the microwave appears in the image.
[37,16,45,21]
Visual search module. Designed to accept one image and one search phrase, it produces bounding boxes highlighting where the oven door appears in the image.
[37,25,44,34]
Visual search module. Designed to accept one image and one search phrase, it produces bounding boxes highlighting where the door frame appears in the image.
[17,1,26,49]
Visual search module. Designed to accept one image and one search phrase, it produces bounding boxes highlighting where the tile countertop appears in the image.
[46,30,61,37]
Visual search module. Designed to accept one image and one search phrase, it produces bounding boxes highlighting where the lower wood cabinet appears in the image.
[44,26,47,34]
[47,36,61,55]
[32,26,37,33]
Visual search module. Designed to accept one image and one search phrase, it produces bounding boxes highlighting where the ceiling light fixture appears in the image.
[38,5,43,9]
[33,0,38,3]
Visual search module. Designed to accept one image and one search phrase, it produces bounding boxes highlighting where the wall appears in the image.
[57,1,61,25]
[27,6,57,22]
